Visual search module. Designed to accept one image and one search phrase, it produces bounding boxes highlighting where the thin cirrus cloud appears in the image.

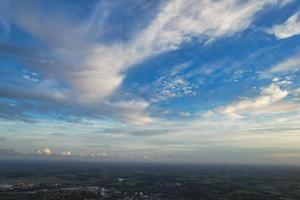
[212,84,289,119]
[269,53,300,73]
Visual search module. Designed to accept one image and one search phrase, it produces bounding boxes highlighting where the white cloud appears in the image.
[180,112,191,117]
[62,150,72,156]
[137,0,283,50]
[106,99,154,125]
[153,75,196,102]
[143,155,152,160]
[267,11,300,39]
[101,152,108,157]
[0,0,293,126]
[212,84,289,118]
[35,79,69,102]
[36,148,52,156]
[81,0,281,103]
[278,0,295,7]
[22,70,40,82]
[150,62,200,102]
[295,88,300,97]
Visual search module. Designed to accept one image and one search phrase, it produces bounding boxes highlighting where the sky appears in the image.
[0,0,300,165]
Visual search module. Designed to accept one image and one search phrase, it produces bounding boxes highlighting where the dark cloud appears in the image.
[94,129,124,135]
[0,102,36,123]
[94,128,175,136]
[129,129,174,136]
[83,144,110,148]
[49,133,66,136]
[0,136,6,141]
[0,148,19,155]
[246,127,300,133]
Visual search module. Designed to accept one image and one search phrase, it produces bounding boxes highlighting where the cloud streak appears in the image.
[269,53,300,73]
[212,84,289,118]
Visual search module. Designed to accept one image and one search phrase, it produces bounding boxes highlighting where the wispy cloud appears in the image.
[105,99,154,125]
[268,53,300,73]
[267,11,300,39]
[209,84,289,118]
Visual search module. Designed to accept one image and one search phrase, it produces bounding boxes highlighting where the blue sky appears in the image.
[1,0,300,164]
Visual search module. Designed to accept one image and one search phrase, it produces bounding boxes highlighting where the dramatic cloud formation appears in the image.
[0,0,287,104]
[0,0,300,164]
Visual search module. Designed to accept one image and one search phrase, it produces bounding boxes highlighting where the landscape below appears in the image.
[0,160,299,200]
